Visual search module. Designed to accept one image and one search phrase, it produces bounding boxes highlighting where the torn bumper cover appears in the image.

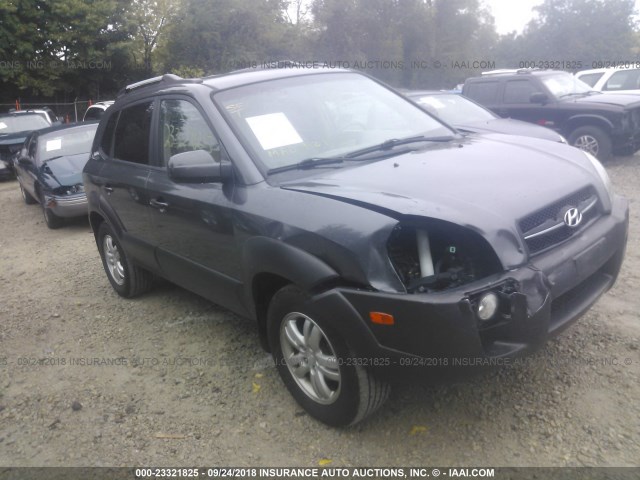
[306,195,629,380]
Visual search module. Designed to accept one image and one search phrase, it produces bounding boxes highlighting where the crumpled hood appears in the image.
[42,152,89,187]
[280,135,606,268]
[458,118,563,142]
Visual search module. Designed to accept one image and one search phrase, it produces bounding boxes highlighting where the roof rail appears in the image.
[118,74,204,97]
[481,68,543,76]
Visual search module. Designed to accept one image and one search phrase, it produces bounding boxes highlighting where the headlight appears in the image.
[584,151,613,199]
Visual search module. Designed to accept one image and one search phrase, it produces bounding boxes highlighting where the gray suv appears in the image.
[84,68,628,426]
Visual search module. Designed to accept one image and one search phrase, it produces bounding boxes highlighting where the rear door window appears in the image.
[113,101,154,164]
[464,81,499,104]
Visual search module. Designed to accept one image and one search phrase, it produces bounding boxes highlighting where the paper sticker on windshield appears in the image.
[245,113,303,150]
[46,138,62,152]
[417,97,445,110]
[0,122,7,130]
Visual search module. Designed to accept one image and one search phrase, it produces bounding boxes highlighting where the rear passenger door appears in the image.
[90,101,158,270]
[146,97,245,314]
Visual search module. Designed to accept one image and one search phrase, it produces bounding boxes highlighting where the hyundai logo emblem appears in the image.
[564,207,582,228]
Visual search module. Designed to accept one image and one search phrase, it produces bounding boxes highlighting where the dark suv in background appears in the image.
[463,69,640,159]
[83,69,628,426]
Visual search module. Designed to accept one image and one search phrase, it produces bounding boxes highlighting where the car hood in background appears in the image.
[569,93,640,108]
[280,135,605,269]
[42,152,90,187]
[456,118,563,142]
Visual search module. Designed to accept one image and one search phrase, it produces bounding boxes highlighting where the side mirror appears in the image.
[168,149,232,183]
[18,157,33,167]
[530,92,549,104]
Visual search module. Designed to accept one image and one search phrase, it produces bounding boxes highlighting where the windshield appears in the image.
[214,72,453,172]
[411,93,495,124]
[541,73,593,98]
[39,125,98,162]
[0,114,50,134]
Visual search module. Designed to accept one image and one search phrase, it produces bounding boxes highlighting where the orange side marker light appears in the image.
[369,312,394,325]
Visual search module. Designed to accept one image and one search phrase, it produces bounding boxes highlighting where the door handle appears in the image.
[150,198,169,213]
[104,185,114,194]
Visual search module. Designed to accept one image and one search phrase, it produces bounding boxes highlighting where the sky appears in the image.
[483,0,640,35]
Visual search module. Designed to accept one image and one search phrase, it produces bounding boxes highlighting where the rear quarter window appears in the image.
[464,81,499,104]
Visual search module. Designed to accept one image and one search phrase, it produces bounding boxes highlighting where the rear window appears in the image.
[464,81,499,104]
[0,114,50,134]
[84,106,105,121]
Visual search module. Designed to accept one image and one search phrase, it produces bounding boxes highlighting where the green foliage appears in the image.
[495,0,637,69]
[2,0,640,101]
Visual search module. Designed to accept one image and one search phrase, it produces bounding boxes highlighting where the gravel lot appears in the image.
[0,154,638,468]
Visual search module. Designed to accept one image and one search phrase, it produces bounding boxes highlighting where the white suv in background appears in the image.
[83,101,114,121]
[575,66,640,94]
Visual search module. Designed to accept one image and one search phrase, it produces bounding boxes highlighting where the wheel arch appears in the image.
[243,236,342,351]
[563,115,614,137]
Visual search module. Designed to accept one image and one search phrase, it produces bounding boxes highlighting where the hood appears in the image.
[570,92,640,108]
[41,152,90,187]
[280,135,604,268]
[456,118,563,142]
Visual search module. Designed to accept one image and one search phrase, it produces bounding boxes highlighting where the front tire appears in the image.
[267,285,389,426]
[20,183,37,205]
[97,222,152,298]
[568,126,612,160]
[40,192,64,229]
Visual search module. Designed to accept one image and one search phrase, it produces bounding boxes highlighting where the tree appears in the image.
[126,0,182,76]
[518,0,636,66]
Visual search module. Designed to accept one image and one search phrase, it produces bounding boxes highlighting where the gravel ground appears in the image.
[0,154,638,468]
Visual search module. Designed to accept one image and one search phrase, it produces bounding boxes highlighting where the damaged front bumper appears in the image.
[43,192,88,218]
[306,195,629,380]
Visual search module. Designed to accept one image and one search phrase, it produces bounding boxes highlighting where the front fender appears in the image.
[243,236,340,299]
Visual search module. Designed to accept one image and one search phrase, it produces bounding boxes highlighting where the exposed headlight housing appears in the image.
[477,292,499,321]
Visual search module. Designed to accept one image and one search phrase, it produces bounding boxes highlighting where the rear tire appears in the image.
[568,126,612,160]
[267,284,390,426]
[97,222,152,298]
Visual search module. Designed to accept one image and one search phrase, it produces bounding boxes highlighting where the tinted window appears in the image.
[464,81,499,104]
[113,102,153,164]
[100,112,119,156]
[84,107,104,121]
[603,69,640,91]
[159,99,220,166]
[503,80,539,103]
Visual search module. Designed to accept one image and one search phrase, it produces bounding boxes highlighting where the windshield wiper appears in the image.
[267,157,344,175]
[43,155,64,163]
[344,135,455,159]
[558,92,589,99]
